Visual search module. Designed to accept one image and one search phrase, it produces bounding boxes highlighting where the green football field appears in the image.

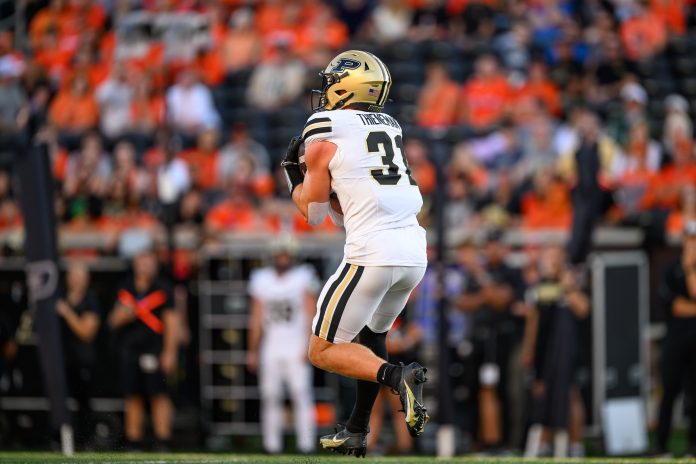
[1,454,696,464]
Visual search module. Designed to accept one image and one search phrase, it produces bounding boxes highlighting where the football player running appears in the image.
[281,50,429,457]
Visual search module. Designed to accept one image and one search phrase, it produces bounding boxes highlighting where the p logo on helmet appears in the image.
[331,58,361,73]
[313,50,392,112]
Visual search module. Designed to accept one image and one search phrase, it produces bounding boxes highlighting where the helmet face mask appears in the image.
[311,50,392,113]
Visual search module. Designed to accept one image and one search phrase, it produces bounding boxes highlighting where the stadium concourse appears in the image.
[1,0,696,459]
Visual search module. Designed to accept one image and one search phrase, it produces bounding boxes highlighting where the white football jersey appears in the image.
[248,265,319,354]
[302,109,427,266]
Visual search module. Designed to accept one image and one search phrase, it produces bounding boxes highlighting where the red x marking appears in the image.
[118,289,168,334]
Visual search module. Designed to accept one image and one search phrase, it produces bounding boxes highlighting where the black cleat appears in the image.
[319,424,368,458]
[396,362,429,437]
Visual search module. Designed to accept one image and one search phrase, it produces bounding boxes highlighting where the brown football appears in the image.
[298,142,307,175]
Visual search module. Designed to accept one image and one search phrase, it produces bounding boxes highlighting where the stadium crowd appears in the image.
[0,0,695,254]
[1,0,696,457]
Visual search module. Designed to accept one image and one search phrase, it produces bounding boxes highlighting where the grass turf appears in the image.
[1,454,696,464]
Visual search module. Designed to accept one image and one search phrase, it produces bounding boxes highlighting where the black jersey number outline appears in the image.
[366,131,417,186]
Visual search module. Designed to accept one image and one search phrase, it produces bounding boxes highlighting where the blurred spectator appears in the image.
[295,4,349,55]
[666,186,696,236]
[494,21,532,75]
[57,262,101,447]
[610,121,662,219]
[127,76,165,155]
[516,60,561,117]
[515,107,559,185]
[403,138,437,196]
[614,128,656,215]
[523,245,589,458]
[643,136,696,212]
[521,169,571,230]
[415,62,460,129]
[246,39,306,111]
[166,70,220,141]
[454,231,523,450]
[179,129,220,191]
[656,220,696,457]
[0,56,28,165]
[205,185,264,234]
[590,36,634,105]
[650,0,686,35]
[218,123,271,181]
[110,141,145,204]
[369,0,413,44]
[177,189,204,228]
[63,133,111,221]
[564,111,614,265]
[663,94,692,155]
[109,248,178,451]
[149,133,191,220]
[221,8,262,76]
[96,64,133,143]
[459,54,511,133]
[619,0,667,61]
[49,75,99,149]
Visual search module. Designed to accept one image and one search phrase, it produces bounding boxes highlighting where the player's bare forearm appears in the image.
[291,141,336,224]
[291,184,308,219]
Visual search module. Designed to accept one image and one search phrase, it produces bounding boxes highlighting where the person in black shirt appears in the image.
[656,221,696,456]
[523,245,589,457]
[454,230,524,450]
[56,262,101,446]
[109,249,178,451]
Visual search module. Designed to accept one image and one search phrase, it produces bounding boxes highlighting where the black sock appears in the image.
[346,379,381,433]
[345,327,389,434]
[376,362,402,390]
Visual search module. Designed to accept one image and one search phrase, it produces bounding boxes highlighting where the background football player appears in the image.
[246,237,318,454]
[282,50,429,457]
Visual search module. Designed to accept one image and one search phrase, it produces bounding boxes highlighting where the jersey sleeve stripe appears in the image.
[303,125,332,140]
[304,117,331,129]
[314,263,350,337]
[318,264,358,340]
[326,265,364,343]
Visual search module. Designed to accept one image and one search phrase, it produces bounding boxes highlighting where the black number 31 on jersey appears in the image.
[366,131,418,186]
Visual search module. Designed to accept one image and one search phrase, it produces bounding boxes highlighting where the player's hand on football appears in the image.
[246,351,258,373]
[160,350,177,375]
[283,136,303,165]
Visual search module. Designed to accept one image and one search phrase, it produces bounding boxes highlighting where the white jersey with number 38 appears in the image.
[249,265,318,354]
[302,109,427,267]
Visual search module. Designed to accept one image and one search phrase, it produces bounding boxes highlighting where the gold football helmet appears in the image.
[312,50,392,113]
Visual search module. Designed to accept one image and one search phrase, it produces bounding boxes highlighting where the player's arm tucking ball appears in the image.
[290,140,337,225]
